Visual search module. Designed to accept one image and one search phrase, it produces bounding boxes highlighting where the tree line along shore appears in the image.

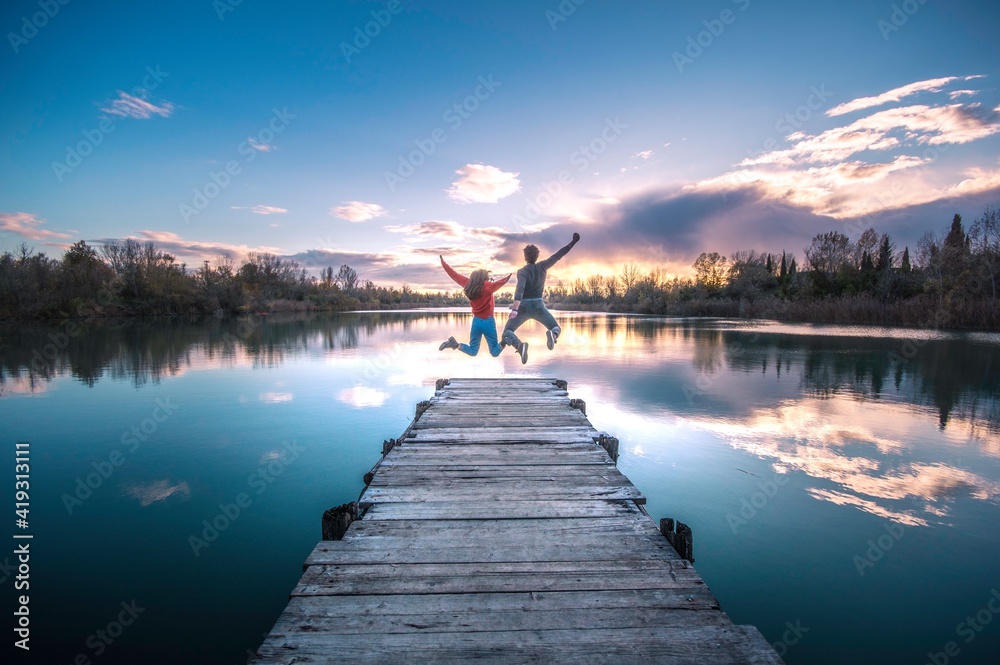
[1,209,997,330]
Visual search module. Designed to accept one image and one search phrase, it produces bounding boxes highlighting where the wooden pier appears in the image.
[251,378,782,664]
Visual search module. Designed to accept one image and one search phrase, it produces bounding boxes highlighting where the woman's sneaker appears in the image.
[546,329,559,350]
[439,337,459,351]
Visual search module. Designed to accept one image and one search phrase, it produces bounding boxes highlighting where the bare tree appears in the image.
[853,228,878,269]
[805,231,852,278]
[727,250,772,301]
[693,252,728,291]
[970,207,999,299]
[604,275,620,300]
[620,262,639,296]
[335,264,360,293]
[586,274,604,303]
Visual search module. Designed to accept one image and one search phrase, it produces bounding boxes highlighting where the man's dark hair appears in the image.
[523,244,539,264]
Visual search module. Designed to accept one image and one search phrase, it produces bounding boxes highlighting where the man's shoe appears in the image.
[518,342,529,364]
[439,336,459,351]
[546,329,558,350]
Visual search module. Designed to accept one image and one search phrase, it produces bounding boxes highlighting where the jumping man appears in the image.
[502,232,580,364]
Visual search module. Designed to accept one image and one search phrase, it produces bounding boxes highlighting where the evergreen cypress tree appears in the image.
[945,213,966,252]
[876,234,893,272]
[861,250,874,272]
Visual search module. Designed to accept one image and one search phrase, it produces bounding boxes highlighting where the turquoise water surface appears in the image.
[2,311,999,664]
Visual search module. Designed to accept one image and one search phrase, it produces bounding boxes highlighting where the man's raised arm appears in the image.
[539,233,581,269]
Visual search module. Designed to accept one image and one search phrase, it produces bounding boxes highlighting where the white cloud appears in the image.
[446,164,521,204]
[698,155,933,218]
[826,75,983,116]
[743,103,1000,168]
[331,201,388,222]
[106,230,285,263]
[632,150,654,160]
[101,91,175,119]
[596,197,621,205]
[711,78,1000,220]
[0,212,71,241]
[247,137,274,152]
[384,220,510,242]
[385,220,465,239]
[949,89,978,100]
[231,205,288,215]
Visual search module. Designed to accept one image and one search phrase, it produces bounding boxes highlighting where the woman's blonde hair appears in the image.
[464,269,489,300]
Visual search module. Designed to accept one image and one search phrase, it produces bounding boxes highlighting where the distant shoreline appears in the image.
[5,297,999,332]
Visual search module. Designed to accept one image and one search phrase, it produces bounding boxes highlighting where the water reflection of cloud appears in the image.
[122,480,191,506]
[806,488,930,527]
[693,399,1000,527]
[337,386,389,408]
[0,376,50,396]
[259,392,293,404]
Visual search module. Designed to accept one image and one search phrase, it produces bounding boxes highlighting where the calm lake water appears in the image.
[2,311,999,664]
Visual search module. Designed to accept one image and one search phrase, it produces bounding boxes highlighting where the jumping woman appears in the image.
[437,256,516,360]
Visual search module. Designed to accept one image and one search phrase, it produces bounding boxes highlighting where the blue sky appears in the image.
[2,0,999,289]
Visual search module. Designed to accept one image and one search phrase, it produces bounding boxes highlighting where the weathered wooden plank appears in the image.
[437,386,566,393]
[400,438,600,447]
[411,418,589,429]
[362,474,643,490]
[441,378,562,385]
[361,499,639,520]
[293,566,703,596]
[303,541,679,565]
[266,603,728,636]
[404,427,599,441]
[368,465,630,483]
[420,410,583,418]
[359,484,646,505]
[340,515,665,539]
[381,441,614,469]
[423,408,582,414]
[419,416,581,424]
[252,625,782,664]
[297,556,698,581]
[389,441,600,451]
[433,395,570,401]
[274,587,723,617]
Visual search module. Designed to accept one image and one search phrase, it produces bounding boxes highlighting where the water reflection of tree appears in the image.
[706,329,1000,432]
[0,312,449,390]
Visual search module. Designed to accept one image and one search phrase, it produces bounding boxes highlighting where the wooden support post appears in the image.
[596,433,619,463]
[569,398,586,415]
[414,400,431,419]
[435,378,450,391]
[554,379,568,390]
[321,502,358,541]
[660,517,695,563]
[364,439,398,484]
